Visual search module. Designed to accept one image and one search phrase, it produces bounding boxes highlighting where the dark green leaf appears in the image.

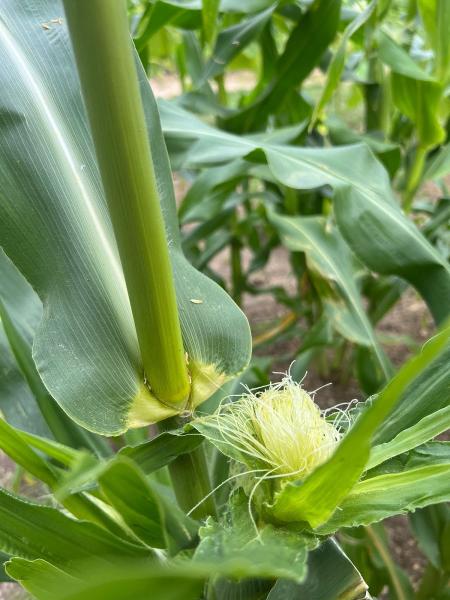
[377,31,433,81]
[97,458,198,552]
[0,488,150,573]
[317,444,450,534]
[0,551,12,582]
[202,7,273,81]
[373,342,450,444]
[224,0,341,132]
[410,504,450,570]
[418,0,450,82]
[7,559,206,600]
[119,429,204,474]
[267,539,368,600]
[0,250,111,455]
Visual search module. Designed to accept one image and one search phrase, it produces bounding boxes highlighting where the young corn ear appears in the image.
[194,376,341,482]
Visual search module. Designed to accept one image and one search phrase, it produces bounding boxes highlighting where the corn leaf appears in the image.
[161,101,450,325]
[194,492,310,583]
[409,504,450,570]
[391,74,445,149]
[201,6,273,81]
[0,418,126,534]
[377,32,445,149]
[7,559,206,600]
[0,0,251,435]
[317,443,450,534]
[368,405,450,469]
[0,250,111,455]
[377,30,433,81]
[269,214,392,380]
[119,429,204,474]
[418,0,450,82]
[96,458,198,553]
[267,539,368,600]
[202,0,220,46]
[373,342,450,444]
[0,552,12,583]
[311,1,376,127]
[223,0,342,132]
[0,319,50,438]
[0,488,150,573]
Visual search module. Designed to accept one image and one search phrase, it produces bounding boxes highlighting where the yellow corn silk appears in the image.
[194,377,341,484]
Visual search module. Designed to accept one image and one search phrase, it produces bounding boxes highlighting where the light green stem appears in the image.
[159,417,216,520]
[403,146,427,212]
[63,0,190,407]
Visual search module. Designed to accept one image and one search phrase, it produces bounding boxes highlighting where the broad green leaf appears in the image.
[194,493,310,582]
[345,524,413,600]
[0,320,50,438]
[201,7,273,81]
[423,143,450,181]
[97,458,198,553]
[377,30,445,149]
[15,429,82,468]
[262,145,450,325]
[317,444,450,534]
[374,342,450,444]
[0,0,251,434]
[269,327,450,527]
[368,404,450,469]
[119,429,204,474]
[0,487,150,574]
[220,0,275,12]
[0,418,58,488]
[410,504,450,570]
[6,559,76,599]
[418,0,450,81]
[0,551,12,582]
[7,558,206,600]
[0,250,111,455]
[0,249,51,437]
[269,214,391,379]
[377,31,433,81]
[267,539,368,600]
[224,0,342,132]
[326,116,401,178]
[390,73,445,149]
[160,101,450,325]
[0,418,125,534]
[311,1,376,127]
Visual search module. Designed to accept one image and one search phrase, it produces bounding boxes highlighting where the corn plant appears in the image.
[0,1,450,599]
